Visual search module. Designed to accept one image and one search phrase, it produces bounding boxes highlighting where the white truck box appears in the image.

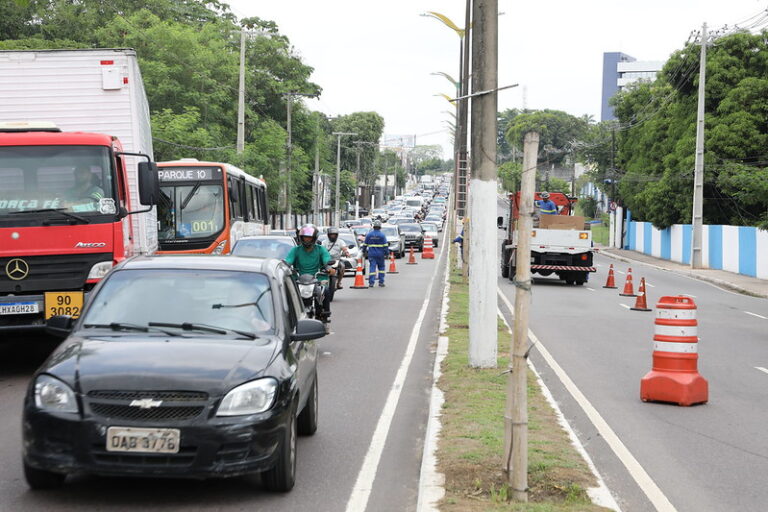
[0,48,157,253]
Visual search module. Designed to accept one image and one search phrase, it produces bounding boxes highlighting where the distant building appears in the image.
[601,52,664,121]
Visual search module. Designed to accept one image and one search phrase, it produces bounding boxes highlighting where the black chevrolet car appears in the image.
[22,256,324,492]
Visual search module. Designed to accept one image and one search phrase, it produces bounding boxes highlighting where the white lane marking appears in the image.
[619,303,630,310]
[497,289,677,512]
[645,283,656,288]
[756,367,768,375]
[682,293,697,298]
[745,311,768,320]
[616,270,626,275]
[346,238,446,512]
[586,287,596,292]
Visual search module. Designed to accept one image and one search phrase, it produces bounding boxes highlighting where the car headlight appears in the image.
[87,261,113,280]
[34,374,78,413]
[212,240,227,255]
[217,378,278,416]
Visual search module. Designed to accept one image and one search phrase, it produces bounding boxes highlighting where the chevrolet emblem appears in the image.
[5,258,29,281]
[129,398,163,409]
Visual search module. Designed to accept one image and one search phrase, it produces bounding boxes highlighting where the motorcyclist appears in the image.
[321,227,350,291]
[284,224,335,331]
[363,220,389,287]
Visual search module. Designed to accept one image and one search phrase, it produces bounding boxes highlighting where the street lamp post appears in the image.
[282,92,316,228]
[332,131,357,226]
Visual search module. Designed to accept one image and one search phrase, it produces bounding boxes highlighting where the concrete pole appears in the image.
[691,23,707,269]
[313,117,320,225]
[332,132,357,226]
[286,97,293,227]
[504,131,538,502]
[467,0,497,369]
[457,0,471,217]
[236,30,246,154]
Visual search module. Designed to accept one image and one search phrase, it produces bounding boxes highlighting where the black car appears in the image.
[398,223,425,251]
[23,256,324,492]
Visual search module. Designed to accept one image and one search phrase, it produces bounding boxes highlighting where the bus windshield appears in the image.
[0,146,115,216]
[158,183,225,240]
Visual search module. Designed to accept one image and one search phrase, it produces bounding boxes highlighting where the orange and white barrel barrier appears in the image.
[640,296,708,406]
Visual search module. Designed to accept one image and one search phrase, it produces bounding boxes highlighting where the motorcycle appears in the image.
[295,260,336,322]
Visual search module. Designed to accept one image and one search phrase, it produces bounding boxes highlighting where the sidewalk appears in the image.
[599,247,768,299]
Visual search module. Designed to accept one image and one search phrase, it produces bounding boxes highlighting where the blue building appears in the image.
[601,52,663,121]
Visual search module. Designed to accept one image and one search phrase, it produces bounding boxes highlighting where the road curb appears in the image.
[599,249,768,299]
[416,245,452,512]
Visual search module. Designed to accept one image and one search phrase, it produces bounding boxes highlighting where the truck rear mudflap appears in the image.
[531,265,596,272]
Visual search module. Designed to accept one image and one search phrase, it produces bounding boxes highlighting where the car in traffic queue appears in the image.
[231,235,298,259]
[22,256,325,492]
[398,223,425,252]
[424,215,444,229]
[379,224,405,258]
[317,232,360,275]
[420,222,440,247]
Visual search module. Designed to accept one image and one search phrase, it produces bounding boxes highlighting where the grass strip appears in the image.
[436,252,612,511]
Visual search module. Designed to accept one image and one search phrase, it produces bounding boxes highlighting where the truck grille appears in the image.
[0,253,112,294]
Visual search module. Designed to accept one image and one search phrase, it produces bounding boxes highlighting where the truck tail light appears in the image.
[579,232,589,239]
[581,254,588,261]
[531,231,536,237]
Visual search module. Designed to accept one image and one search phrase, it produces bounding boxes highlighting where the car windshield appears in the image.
[400,224,421,233]
[422,223,438,232]
[318,234,357,248]
[82,269,275,335]
[0,145,116,216]
[380,226,399,237]
[232,237,295,259]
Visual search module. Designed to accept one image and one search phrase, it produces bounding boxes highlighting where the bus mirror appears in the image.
[138,161,160,206]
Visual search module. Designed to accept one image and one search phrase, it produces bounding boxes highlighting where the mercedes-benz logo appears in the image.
[5,258,29,281]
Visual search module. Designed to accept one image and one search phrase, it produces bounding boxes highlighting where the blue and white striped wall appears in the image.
[626,221,768,279]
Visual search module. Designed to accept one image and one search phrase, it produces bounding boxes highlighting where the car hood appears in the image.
[43,334,280,396]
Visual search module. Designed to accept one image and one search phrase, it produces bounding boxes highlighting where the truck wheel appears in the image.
[501,262,509,278]
[508,267,516,282]
[565,279,574,285]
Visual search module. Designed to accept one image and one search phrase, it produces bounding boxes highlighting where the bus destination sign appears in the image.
[158,167,222,182]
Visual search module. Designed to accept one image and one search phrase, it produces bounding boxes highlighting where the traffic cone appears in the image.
[387,252,399,274]
[631,278,652,311]
[619,267,636,297]
[421,236,435,259]
[406,246,418,265]
[603,264,618,289]
[351,257,368,289]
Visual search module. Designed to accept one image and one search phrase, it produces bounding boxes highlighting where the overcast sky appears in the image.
[227,0,767,156]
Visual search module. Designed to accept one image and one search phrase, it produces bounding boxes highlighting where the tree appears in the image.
[504,109,590,165]
[331,112,385,187]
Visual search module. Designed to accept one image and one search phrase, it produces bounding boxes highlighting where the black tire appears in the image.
[508,267,516,282]
[262,406,297,492]
[24,462,66,490]
[575,281,585,286]
[565,280,574,285]
[297,375,318,436]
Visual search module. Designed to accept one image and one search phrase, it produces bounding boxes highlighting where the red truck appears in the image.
[0,49,159,333]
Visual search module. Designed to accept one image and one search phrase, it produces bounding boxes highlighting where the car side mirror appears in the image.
[291,319,326,341]
[46,315,74,338]
[497,216,503,227]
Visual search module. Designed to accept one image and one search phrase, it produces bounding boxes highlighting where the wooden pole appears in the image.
[504,131,538,502]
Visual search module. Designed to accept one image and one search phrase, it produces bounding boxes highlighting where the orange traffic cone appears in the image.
[603,264,618,289]
[631,278,652,311]
[351,257,368,289]
[406,246,418,265]
[387,252,399,274]
[421,236,435,259]
[619,267,636,297]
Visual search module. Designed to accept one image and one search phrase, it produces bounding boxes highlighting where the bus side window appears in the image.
[228,176,243,220]
[244,184,255,222]
[257,186,268,223]
[251,185,261,222]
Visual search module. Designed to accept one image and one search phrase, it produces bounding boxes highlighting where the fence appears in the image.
[270,211,342,230]
[625,221,768,279]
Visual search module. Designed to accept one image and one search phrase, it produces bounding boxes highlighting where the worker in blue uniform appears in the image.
[536,191,558,214]
[363,220,389,287]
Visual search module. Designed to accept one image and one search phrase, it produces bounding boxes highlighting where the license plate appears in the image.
[44,291,84,319]
[0,302,39,315]
[106,427,180,454]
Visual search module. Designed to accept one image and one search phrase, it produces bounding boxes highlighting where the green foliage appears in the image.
[498,161,521,192]
[505,109,590,165]
[331,112,385,187]
[613,31,768,229]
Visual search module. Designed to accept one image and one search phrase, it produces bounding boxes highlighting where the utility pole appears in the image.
[468,0,497,369]
[356,144,362,216]
[286,97,293,226]
[691,22,707,269]
[333,132,357,226]
[312,115,321,225]
[504,131,539,502]
[236,30,246,154]
[457,0,471,218]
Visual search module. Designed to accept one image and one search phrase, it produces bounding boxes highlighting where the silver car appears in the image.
[421,222,440,247]
[380,225,405,258]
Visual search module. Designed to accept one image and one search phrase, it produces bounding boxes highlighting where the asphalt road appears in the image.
[497,197,768,512]
[0,243,447,511]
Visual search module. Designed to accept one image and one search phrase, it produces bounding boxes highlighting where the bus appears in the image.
[156,159,269,254]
